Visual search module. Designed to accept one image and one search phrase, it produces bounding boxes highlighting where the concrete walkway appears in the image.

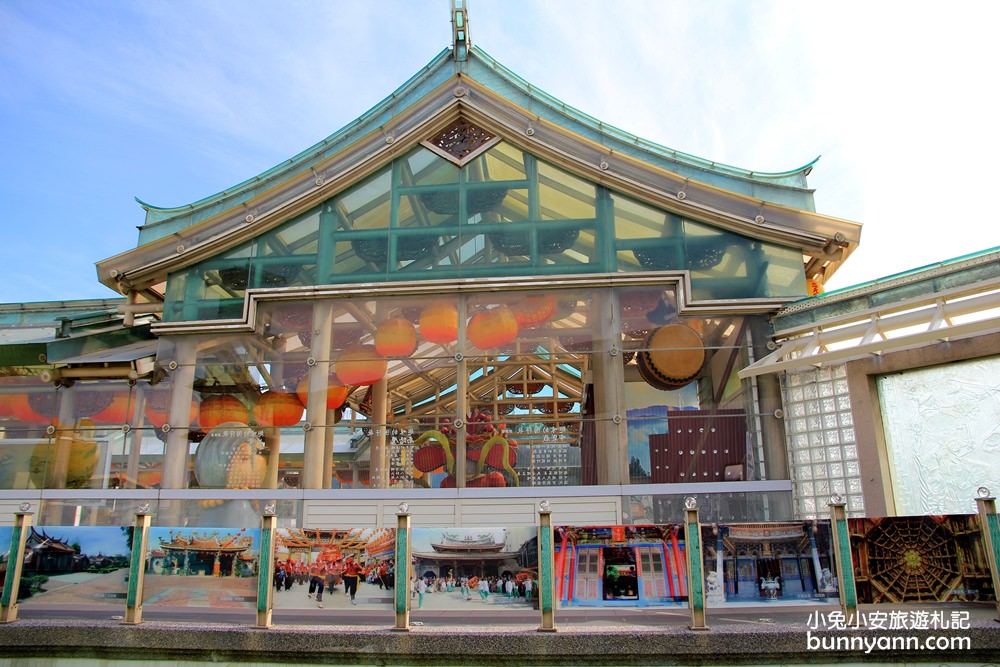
[3,600,997,665]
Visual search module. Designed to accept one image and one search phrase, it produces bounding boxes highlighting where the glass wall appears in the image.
[0,287,773,501]
[163,144,806,322]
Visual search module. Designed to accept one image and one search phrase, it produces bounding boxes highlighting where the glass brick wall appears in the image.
[781,365,865,518]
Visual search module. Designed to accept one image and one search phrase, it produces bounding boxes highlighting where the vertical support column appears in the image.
[304,301,334,489]
[684,498,708,630]
[123,509,152,625]
[371,377,388,488]
[393,505,411,631]
[454,354,468,487]
[163,339,197,489]
[537,500,556,632]
[592,289,627,485]
[0,507,32,624]
[974,487,1000,622]
[256,509,277,628]
[47,390,77,513]
[828,497,857,617]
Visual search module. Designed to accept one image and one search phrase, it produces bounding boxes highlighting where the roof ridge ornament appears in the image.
[452,0,470,62]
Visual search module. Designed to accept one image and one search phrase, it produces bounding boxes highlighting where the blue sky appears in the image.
[2,1,998,303]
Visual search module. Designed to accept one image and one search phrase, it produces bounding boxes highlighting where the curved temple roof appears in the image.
[97,3,860,300]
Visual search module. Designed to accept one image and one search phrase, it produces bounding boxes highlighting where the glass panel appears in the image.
[699,520,838,605]
[410,526,538,609]
[626,491,795,523]
[626,308,757,484]
[14,525,131,613]
[258,208,321,257]
[143,525,259,615]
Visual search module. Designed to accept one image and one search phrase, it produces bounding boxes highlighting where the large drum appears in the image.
[638,324,705,390]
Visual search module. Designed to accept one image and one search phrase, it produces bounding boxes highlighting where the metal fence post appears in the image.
[393,503,411,631]
[0,504,33,624]
[975,486,1000,622]
[537,500,556,632]
[828,495,857,618]
[256,505,277,628]
[684,497,708,630]
[123,505,152,625]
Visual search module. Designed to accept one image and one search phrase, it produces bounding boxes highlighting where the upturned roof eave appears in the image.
[135,43,818,243]
[468,45,820,190]
[134,47,455,238]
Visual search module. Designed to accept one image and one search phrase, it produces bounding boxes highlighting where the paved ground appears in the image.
[11,576,1000,664]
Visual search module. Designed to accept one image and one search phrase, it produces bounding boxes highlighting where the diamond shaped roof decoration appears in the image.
[424,117,499,165]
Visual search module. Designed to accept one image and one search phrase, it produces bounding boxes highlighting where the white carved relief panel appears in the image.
[877,357,1000,515]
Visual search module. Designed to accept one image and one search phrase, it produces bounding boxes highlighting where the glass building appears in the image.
[17,3,998,534]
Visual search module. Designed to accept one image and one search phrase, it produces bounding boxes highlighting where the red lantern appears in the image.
[335,346,387,386]
[511,294,556,328]
[199,395,249,430]
[295,376,349,410]
[413,446,447,473]
[375,317,418,357]
[90,392,132,425]
[419,302,458,344]
[253,390,305,427]
[467,306,519,350]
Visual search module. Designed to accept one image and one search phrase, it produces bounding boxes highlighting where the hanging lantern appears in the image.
[511,294,557,328]
[335,346,387,386]
[193,423,266,489]
[375,317,418,357]
[419,302,459,344]
[467,306,519,350]
[807,278,824,296]
[145,390,200,429]
[90,392,132,425]
[295,375,349,411]
[253,390,305,427]
[199,395,250,430]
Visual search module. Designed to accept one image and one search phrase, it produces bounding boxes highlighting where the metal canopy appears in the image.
[740,251,1000,378]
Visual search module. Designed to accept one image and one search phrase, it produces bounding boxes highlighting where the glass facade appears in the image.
[164,144,805,322]
[0,139,810,528]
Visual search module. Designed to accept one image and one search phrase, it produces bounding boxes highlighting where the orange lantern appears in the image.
[807,278,824,296]
[295,376,349,410]
[253,390,305,427]
[419,302,458,344]
[199,395,249,430]
[467,306,519,350]
[375,317,418,357]
[90,392,131,425]
[335,346,387,386]
[511,294,556,328]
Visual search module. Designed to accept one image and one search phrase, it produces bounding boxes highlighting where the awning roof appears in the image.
[740,247,1000,378]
